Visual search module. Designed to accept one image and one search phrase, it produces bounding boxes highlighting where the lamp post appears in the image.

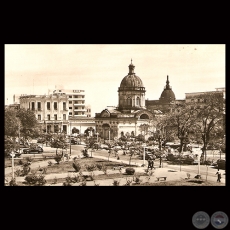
[142,144,147,166]
[109,129,110,144]
[69,122,71,156]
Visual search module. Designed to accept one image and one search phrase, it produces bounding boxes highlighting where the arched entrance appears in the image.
[102,124,110,140]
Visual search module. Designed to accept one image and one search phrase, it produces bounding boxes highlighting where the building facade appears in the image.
[95,60,155,140]
[18,86,94,135]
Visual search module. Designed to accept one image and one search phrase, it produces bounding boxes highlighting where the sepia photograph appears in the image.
[4,44,225,186]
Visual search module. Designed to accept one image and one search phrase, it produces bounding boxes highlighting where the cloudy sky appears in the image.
[5,44,225,116]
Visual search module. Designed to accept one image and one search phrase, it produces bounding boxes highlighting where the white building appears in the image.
[18,85,95,135]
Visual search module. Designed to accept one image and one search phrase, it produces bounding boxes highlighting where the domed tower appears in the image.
[159,75,176,103]
[118,60,146,111]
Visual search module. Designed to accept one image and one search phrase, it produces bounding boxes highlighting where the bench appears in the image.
[156,177,167,181]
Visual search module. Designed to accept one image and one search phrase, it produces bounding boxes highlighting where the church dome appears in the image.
[118,60,145,92]
[120,75,144,88]
[159,75,176,103]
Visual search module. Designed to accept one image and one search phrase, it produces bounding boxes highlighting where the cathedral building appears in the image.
[146,75,185,113]
[95,60,154,140]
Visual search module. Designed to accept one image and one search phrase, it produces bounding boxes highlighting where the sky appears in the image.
[5,44,225,116]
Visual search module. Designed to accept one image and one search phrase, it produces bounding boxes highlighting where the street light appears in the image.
[109,129,110,144]
[142,143,147,166]
[69,122,72,156]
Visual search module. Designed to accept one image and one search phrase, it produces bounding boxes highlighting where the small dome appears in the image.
[159,75,176,102]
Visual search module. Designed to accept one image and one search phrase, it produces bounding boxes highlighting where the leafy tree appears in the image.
[5,108,20,137]
[162,103,197,153]
[72,127,79,134]
[191,93,225,161]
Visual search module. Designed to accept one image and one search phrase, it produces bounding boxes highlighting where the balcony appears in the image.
[74,103,85,106]
[74,108,87,111]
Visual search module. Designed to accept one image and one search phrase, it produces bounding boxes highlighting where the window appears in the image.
[136,97,140,106]
[74,95,78,98]
[47,114,50,120]
[63,114,66,120]
[69,95,72,98]
[127,97,132,106]
[69,112,72,115]
[37,102,41,111]
[32,102,35,110]
[38,115,41,120]
[54,114,57,120]
[74,111,78,115]
[82,107,84,109]
[69,101,72,104]
[82,112,84,115]
[47,102,50,110]
[82,96,85,98]
[63,102,66,110]
[54,102,57,110]
[69,107,72,109]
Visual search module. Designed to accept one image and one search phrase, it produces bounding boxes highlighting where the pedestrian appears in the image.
[216,169,221,182]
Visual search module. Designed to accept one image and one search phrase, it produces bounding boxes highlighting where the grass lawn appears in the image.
[40,157,138,174]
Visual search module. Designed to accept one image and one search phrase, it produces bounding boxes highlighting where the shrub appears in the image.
[73,162,81,172]
[22,163,31,176]
[18,159,24,166]
[9,178,18,186]
[125,167,135,175]
[54,155,62,164]
[85,164,97,172]
[36,175,46,186]
[112,179,120,186]
[25,157,33,163]
[124,178,132,186]
[96,163,103,171]
[48,161,53,166]
[80,181,87,186]
[63,182,72,186]
[133,175,142,184]
[25,175,38,185]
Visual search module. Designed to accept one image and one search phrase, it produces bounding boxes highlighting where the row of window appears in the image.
[29,102,67,110]
[69,112,85,115]
[69,95,85,98]
[121,97,141,106]
[37,114,67,120]
[69,101,85,104]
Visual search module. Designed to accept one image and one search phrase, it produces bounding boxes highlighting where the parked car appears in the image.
[23,146,43,154]
[100,144,109,150]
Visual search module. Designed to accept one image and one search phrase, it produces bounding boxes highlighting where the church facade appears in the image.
[95,60,155,140]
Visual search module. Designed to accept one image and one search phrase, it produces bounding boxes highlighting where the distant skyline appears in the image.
[5,44,225,116]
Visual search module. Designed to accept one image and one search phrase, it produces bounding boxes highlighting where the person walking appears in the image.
[216,169,221,182]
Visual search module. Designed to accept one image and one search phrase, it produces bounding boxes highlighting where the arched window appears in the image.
[140,114,149,119]
[136,97,140,106]
[127,97,132,106]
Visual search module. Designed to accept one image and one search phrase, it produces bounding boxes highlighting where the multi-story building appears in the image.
[85,105,92,117]
[18,86,95,135]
